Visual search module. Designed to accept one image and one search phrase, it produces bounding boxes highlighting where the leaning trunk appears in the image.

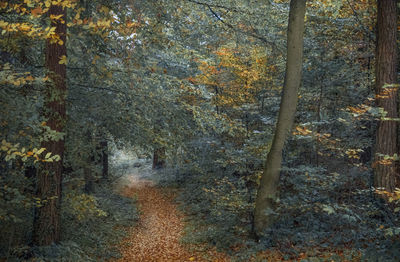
[374,0,398,192]
[253,0,306,236]
[33,4,67,245]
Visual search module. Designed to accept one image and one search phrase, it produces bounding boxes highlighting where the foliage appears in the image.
[29,185,138,261]
[64,192,107,221]
[0,175,138,261]
[1,0,400,260]
[167,158,400,261]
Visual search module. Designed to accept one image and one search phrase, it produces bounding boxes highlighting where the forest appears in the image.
[1,0,400,261]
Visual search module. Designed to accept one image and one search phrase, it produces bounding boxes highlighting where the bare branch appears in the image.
[185,0,284,53]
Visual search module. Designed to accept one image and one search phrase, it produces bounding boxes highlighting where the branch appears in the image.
[186,0,257,15]
[185,0,284,53]
[345,0,375,41]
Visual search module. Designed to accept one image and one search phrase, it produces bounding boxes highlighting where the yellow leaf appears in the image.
[19,23,31,31]
[24,0,33,7]
[59,55,67,65]
[50,14,63,20]
[0,20,8,27]
[189,257,195,261]
[100,6,110,13]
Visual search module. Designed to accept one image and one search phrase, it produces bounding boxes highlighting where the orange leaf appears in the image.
[31,7,43,16]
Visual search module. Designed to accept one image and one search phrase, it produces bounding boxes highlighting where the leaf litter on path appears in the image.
[112,171,230,262]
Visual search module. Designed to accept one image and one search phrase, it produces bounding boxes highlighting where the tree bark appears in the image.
[33,4,67,245]
[153,147,166,169]
[374,0,398,192]
[253,0,306,236]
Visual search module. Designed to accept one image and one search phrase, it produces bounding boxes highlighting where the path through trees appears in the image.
[114,169,229,262]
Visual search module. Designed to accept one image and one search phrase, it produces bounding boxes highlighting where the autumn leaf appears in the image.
[100,5,110,13]
[59,55,67,65]
[31,7,43,17]
[25,75,34,81]
[92,55,100,64]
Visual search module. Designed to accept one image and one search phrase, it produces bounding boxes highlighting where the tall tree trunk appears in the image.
[374,0,398,192]
[33,4,67,245]
[253,0,306,236]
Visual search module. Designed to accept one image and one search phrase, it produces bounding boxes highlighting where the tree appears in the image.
[253,0,306,236]
[374,0,398,192]
[33,3,67,245]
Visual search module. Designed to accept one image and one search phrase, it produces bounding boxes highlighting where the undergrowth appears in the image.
[1,177,138,262]
[159,159,400,261]
[33,188,136,262]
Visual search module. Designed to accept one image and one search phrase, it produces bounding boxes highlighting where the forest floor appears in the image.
[112,161,230,262]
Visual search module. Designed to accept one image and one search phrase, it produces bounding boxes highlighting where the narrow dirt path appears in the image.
[114,173,230,262]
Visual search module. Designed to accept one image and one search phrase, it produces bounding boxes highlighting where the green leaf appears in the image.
[322,204,335,215]
[36,148,46,155]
